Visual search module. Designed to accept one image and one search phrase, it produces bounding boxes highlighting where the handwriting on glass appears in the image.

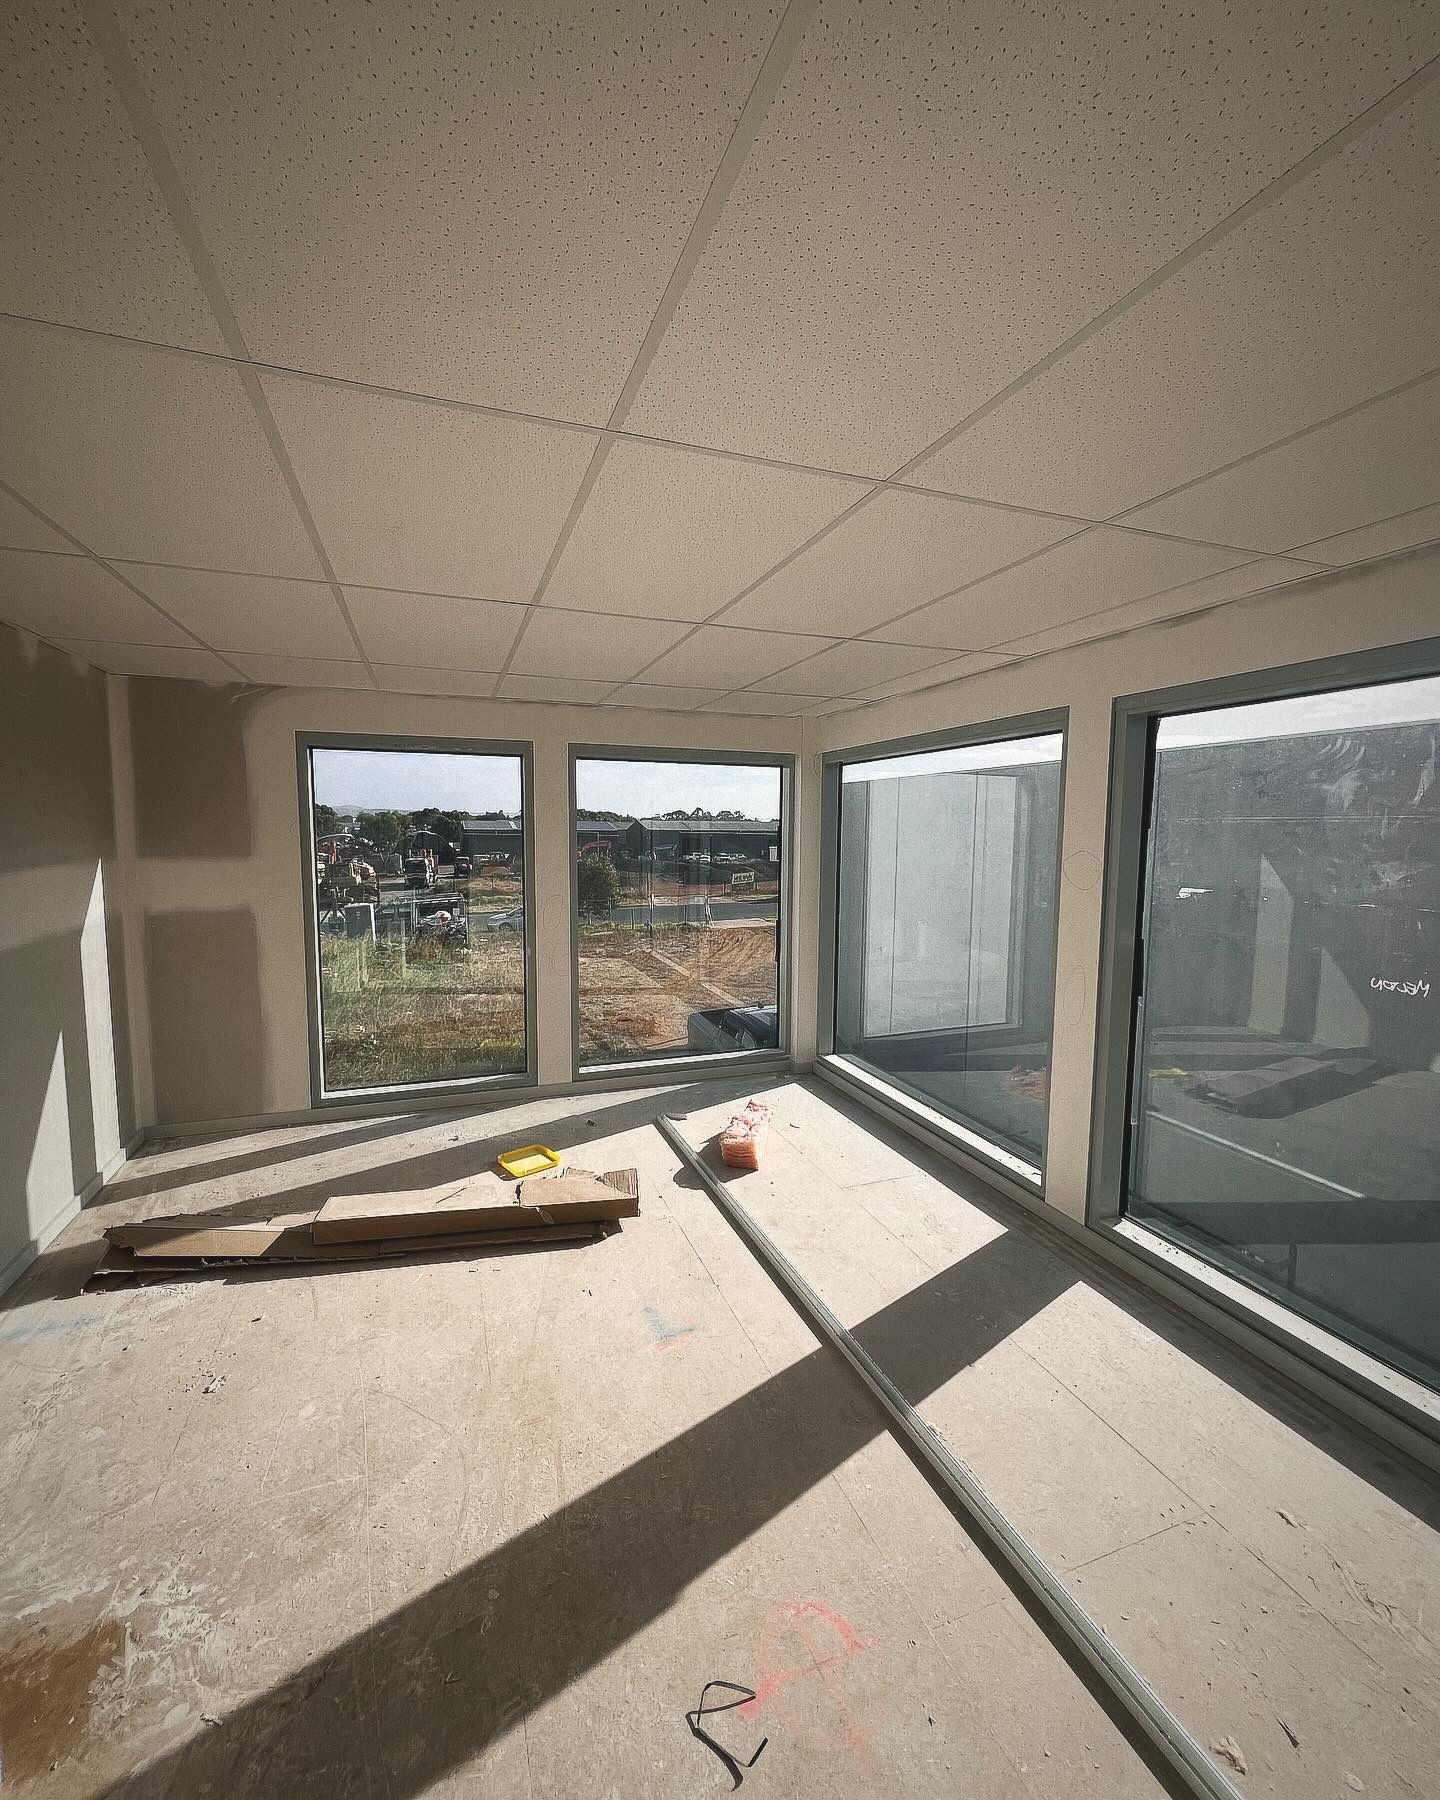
[1370,976,1431,998]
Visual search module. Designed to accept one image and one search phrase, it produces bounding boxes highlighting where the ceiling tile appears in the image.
[494,673,617,704]
[993,556,1328,659]
[120,564,356,657]
[721,488,1081,635]
[0,323,323,576]
[229,653,372,689]
[54,639,234,680]
[0,489,76,554]
[626,2,1440,470]
[1118,376,1440,553]
[374,665,500,699]
[609,685,726,712]
[116,0,780,417]
[2,1,225,350]
[857,651,1017,700]
[753,639,939,697]
[1293,501,1440,566]
[0,549,192,644]
[698,690,819,716]
[870,529,1251,650]
[639,623,832,689]
[507,609,690,681]
[261,376,598,600]
[342,588,526,670]
[542,440,859,621]
[910,85,1440,517]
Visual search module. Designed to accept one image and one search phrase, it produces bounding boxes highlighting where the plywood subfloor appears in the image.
[1,1077,1434,1797]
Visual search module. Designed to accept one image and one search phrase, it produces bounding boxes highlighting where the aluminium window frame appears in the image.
[817,708,1070,1196]
[1088,635,1440,1435]
[568,742,796,1082]
[296,730,538,1108]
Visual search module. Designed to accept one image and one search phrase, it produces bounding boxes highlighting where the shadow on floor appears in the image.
[101,1227,1104,1799]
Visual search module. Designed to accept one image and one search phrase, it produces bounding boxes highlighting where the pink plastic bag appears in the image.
[719,1100,770,1170]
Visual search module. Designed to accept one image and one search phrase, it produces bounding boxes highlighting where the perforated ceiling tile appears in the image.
[0,324,323,576]
[752,638,938,696]
[341,588,527,671]
[374,665,500,699]
[493,673,617,704]
[0,549,192,645]
[608,684,726,711]
[1294,501,1440,566]
[857,651,1017,700]
[53,638,234,680]
[507,607,691,682]
[626,0,1440,471]
[698,690,821,715]
[990,557,1329,660]
[118,564,356,658]
[873,529,1250,651]
[115,0,781,416]
[1,1,225,349]
[720,488,1082,636]
[1118,375,1440,554]
[227,652,372,689]
[0,489,77,554]
[541,440,859,621]
[638,623,833,690]
[911,85,1440,519]
[261,376,598,600]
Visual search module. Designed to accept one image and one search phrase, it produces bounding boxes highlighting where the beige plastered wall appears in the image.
[119,684,804,1128]
[806,543,1440,1229]
[0,624,138,1290]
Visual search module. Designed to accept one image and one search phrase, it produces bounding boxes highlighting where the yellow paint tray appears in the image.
[497,1143,561,1180]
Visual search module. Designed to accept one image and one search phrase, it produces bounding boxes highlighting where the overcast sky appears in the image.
[312,748,780,820]
[312,749,522,814]
[1157,672,1440,750]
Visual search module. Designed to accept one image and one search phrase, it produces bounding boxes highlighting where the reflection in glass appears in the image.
[574,758,783,1065]
[832,733,1063,1175]
[1126,674,1440,1387]
[309,745,526,1092]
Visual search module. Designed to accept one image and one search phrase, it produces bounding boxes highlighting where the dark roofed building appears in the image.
[460,814,524,861]
[626,816,779,863]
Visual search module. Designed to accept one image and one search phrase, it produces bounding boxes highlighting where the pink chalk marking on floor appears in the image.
[740,1599,878,1761]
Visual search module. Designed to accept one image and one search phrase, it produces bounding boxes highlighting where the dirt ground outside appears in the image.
[577,920,779,1061]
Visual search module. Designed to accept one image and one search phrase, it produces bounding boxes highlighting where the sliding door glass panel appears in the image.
[574,757,783,1066]
[308,744,527,1093]
[1125,673,1440,1387]
[833,733,1063,1173]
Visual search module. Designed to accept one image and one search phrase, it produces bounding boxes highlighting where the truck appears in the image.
[403,848,438,890]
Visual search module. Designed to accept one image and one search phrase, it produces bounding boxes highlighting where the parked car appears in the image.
[478,906,524,932]
[686,1004,778,1053]
[453,854,473,877]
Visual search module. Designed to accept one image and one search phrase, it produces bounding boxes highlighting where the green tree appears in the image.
[313,803,339,835]
[356,809,406,852]
[577,857,621,914]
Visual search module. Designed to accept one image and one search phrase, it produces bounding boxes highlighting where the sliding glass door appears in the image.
[1121,672,1440,1387]
[828,723,1064,1180]
[302,736,531,1098]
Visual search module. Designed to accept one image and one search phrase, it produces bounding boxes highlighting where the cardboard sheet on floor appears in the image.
[90,1219,610,1280]
[311,1167,639,1244]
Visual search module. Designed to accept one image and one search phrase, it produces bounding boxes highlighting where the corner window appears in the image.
[1121,672,1440,1388]
[572,753,786,1070]
[828,725,1064,1181]
[302,738,531,1097]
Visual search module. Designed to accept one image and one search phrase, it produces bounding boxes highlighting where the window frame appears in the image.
[818,708,1070,1196]
[568,743,796,1082]
[296,730,537,1107]
[1089,636,1440,1420]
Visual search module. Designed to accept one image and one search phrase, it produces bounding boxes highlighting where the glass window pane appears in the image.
[1126,672,1440,1388]
[833,731,1063,1174]
[308,745,526,1092]
[574,757,783,1065]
